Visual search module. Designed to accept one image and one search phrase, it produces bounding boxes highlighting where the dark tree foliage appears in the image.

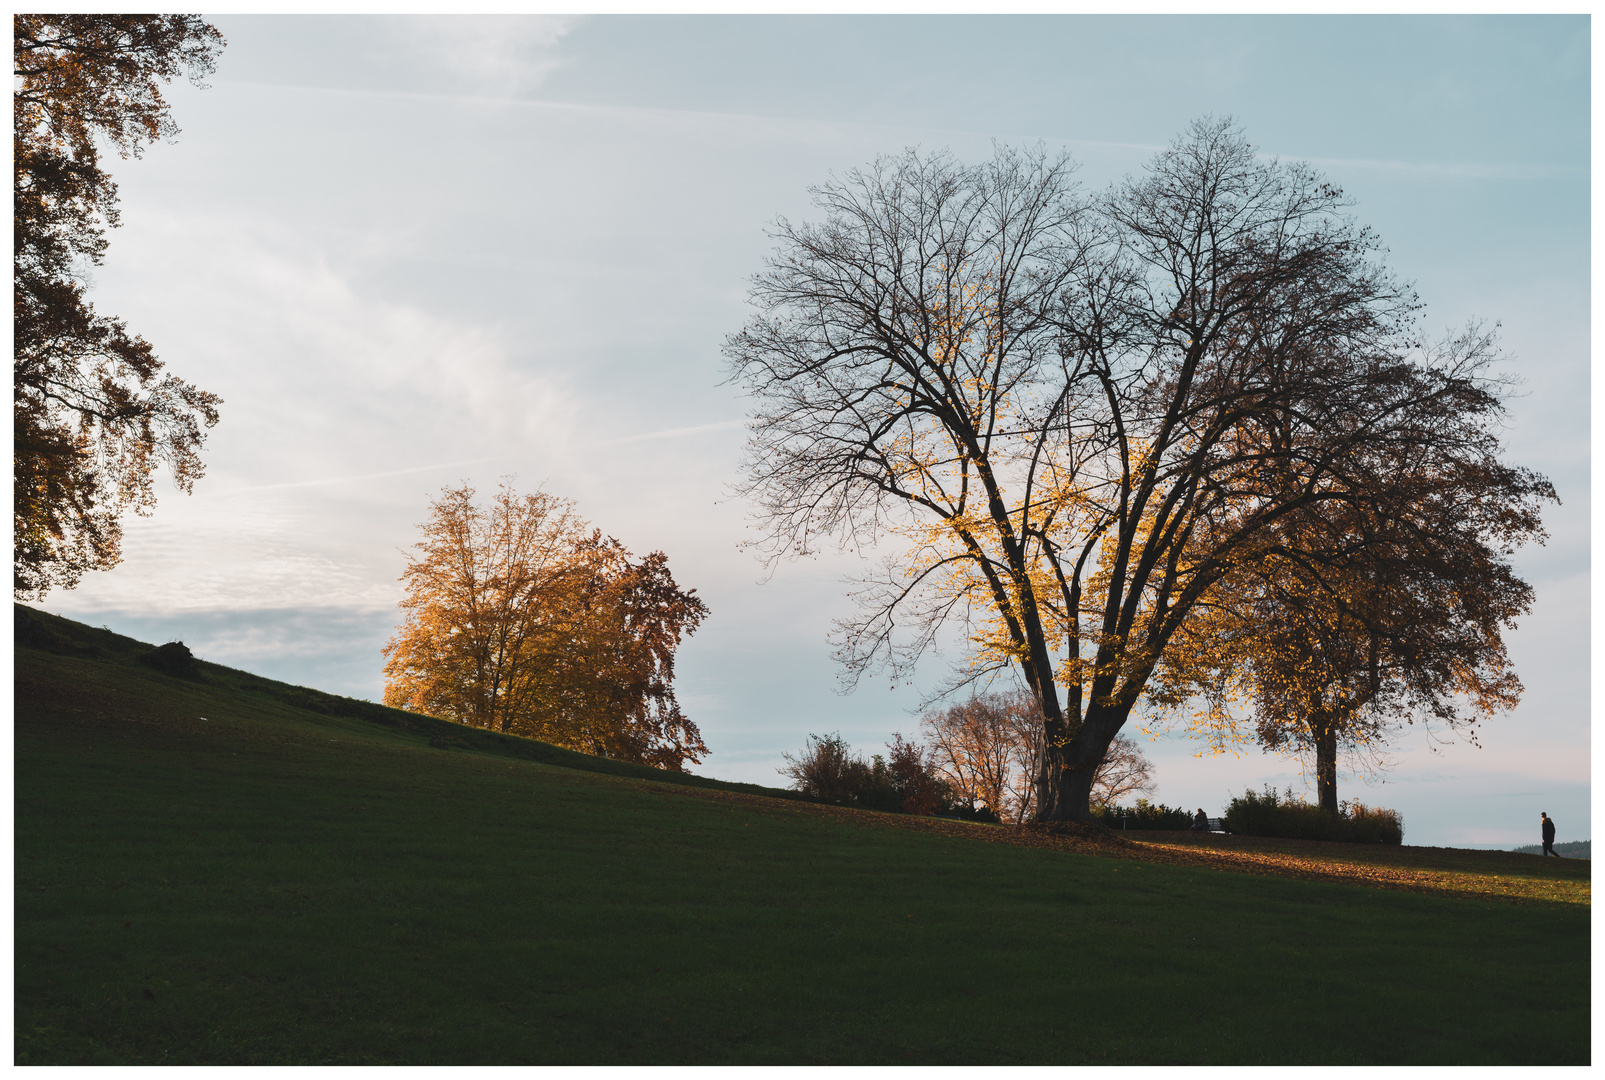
[14,15,224,598]
[1155,324,1553,813]
[778,731,949,813]
[1222,786,1403,845]
[586,546,715,770]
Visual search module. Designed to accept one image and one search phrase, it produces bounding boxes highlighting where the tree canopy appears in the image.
[14,15,224,598]
[725,118,1553,821]
[382,482,711,771]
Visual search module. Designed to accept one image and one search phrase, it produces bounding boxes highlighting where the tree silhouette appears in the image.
[727,119,1552,820]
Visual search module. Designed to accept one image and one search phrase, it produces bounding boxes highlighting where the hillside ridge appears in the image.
[13,603,803,802]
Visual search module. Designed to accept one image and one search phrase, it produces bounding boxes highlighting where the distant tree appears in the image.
[1090,734,1157,809]
[382,482,710,770]
[886,733,947,814]
[920,695,1017,820]
[999,694,1043,822]
[725,118,1552,822]
[922,690,1155,822]
[14,15,225,598]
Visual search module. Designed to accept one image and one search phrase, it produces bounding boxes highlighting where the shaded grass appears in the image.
[14,612,1590,1065]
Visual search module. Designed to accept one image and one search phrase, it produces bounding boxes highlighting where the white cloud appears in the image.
[209,14,582,101]
[391,15,581,98]
[48,209,583,616]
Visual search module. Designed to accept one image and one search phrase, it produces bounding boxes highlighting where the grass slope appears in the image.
[14,606,1589,1065]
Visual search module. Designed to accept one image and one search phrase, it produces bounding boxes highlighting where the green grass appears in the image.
[14,606,1590,1064]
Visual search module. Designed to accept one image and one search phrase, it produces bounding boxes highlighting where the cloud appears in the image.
[391,15,582,98]
[204,457,507,496]
[212,14,583,101]
[99,208,584,483]
[58,208,584,617]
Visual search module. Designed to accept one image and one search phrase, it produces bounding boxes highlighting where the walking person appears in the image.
[1541,811,1563,857]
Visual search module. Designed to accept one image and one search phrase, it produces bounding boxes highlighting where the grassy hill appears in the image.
[14,605,1589,1065]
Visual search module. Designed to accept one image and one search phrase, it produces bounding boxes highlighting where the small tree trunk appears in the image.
[1315,717,1339,814]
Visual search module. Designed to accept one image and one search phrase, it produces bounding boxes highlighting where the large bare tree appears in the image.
[726,119,1547,821]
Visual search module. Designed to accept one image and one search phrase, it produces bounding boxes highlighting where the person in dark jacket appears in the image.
[1541,811,1562,857]
[1190,808,1210,832]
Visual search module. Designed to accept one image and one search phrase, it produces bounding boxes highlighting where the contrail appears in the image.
[588,418,747,447]
[203,456,505,495]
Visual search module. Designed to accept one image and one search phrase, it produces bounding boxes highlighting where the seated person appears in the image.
[1189,808,1210,832]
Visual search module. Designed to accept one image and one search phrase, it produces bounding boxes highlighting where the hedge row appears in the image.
[1223,786,1404,845]
[1092,799,1192,831]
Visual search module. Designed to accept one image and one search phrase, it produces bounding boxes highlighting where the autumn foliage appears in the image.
[382,482,710,770]
[14,16,225,597]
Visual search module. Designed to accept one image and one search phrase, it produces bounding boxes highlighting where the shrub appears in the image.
[779,733,859,803]
[1223,786,1403,845]
[779,732,951,814]
[1343,800,1405,845]
[1092,798,1191,831]
[843,753,901,813]
[138,641,199,679]
[886,734,947,815]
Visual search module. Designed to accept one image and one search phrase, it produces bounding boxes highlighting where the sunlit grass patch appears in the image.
[1122,832,1589,906]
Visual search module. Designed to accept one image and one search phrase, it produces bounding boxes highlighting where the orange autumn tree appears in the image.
[382,482,710,770]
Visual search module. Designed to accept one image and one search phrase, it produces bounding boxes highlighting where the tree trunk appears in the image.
[1034,704,1123,821]
[1036,737,1097,821]
[1315,716,1338,814]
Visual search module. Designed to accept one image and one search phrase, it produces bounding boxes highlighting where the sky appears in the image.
[35,14,1590,848]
